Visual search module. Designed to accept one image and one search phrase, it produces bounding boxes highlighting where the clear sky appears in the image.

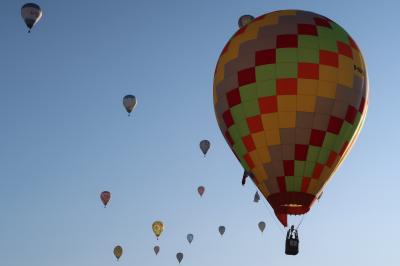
[1,0,399,265]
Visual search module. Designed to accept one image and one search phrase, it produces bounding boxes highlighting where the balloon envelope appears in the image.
[199,140,210,156]
[152,221,164,239]
[154,245,160,255]
[213,10,368,227]
[187,233,193,244]
[258,221,266,232]
[197,186,205,197]
[254,191,260,203]
[218,226,225,236]
[114,245,123,260]
[238,14,254,28]
[123,95,137,115]
[100,191,111,207]
[176,252,183,263]
[21,3,42,32]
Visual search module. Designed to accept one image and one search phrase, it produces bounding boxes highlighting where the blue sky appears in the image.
[1,0,399,265]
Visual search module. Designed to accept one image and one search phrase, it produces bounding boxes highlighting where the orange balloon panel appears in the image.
[213,10,368,226]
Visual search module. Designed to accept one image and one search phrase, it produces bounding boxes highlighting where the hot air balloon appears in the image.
[114,245,123,260]
[123,95,137,116]
[317,191,323,200]
[238,15,254,29]
[176,252,183,263]
[187,233,194,244]
[21,3,42,33]
[152,221,164,239]
[197,186,205,197]
[258,221,266,233]
[254,191,260,203]
[242,170,252,185]
[100,191,111,207]
[199,140,210,156]
[218,226,225,236]
[154,245,160,255]
[213,10,368,227]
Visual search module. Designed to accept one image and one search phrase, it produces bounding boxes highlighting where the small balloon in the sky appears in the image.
[21,3,42,33]
[253,191,260,203]
[197,186,205,197]
[154,245,160,255]
[176,252,183,263]
[218,226,225,236]
[123,95,137,116]
[317,191,324,201]
[238,14,254,28]
[100,191,111,207]
[114,245,123,260]
[152,221,164,239]
[258,221,266,233]
[187,233,193,244]
[242,170,252,185]
[199,140,210,157]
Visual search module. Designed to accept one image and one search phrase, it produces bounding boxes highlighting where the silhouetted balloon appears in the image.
[253,191,260,203]
[258,221,266,233]
[100,191,111,207]
[199,140,210,156]
[154,245,160,255]
[21,3,42,33]
[176,252,183,263]
[238,14,254,28]
[123,95,137,116]
[218,226,225,236]
[114,245,123,260]
[187,233,193,244]
[197,186,205,197]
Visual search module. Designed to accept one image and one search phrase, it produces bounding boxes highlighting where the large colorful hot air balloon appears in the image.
[114,245,123,260]
[21,3,42,33]
[152,221,164,239]
[100,191,111,207]
[213,10,368,227]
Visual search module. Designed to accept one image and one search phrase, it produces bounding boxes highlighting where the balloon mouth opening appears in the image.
[267,192,317,226]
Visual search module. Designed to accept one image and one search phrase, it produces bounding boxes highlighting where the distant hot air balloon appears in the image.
[254,191,260,203]
[114,245,123,260]
[213,10,368,227]
[218,226,225,236]
[187,233,194,244]
[123,95,137,116]
[199,140,210,156]
[21,3,42,33]
[242,170,252,185]
[238,14,254,28]
[197,186,205,197]
[176,252,183,263]
[100,191,111,207]
[152,221,164,239]
[317,191,324,200]
[258,221,266,233]
[154,245,160,255]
